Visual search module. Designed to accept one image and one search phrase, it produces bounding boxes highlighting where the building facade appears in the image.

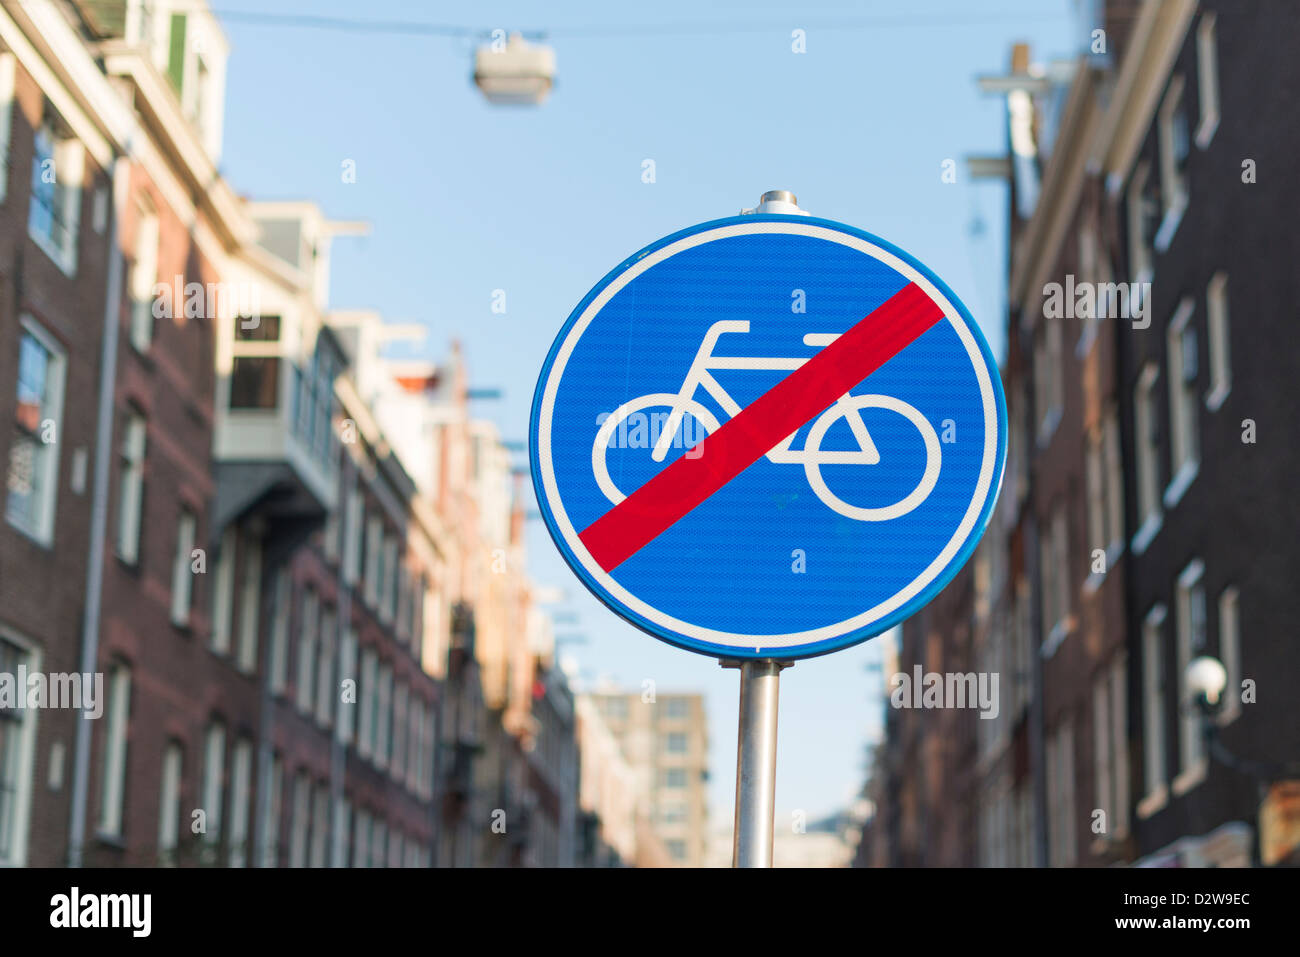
[587,690,709,866]
[858,0,1300,869]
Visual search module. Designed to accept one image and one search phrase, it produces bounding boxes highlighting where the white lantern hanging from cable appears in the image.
[473,31,556,106]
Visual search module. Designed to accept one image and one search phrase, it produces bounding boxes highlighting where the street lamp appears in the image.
[1186,654,1300,865]
[1186,655,1228,713]
[473,32,556,106]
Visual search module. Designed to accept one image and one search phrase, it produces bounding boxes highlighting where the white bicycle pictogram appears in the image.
[591,320,942,521]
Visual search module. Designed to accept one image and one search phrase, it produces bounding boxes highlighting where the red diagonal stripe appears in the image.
[578,281,943,572]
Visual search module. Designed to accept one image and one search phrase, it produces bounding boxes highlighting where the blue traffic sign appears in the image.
[530,213,1007,660]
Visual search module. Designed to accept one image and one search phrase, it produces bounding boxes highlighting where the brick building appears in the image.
[0,0,116,868]
[858,0,1300,869]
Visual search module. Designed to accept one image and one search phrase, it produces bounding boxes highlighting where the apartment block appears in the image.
[859,0,1300,869]
[588,690,709,866]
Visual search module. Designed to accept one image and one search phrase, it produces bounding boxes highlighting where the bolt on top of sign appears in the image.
[531,193,1007,661]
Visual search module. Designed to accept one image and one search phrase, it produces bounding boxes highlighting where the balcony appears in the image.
[212,324,343,543]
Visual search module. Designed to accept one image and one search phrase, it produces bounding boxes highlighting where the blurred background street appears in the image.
[0,0,1296,868]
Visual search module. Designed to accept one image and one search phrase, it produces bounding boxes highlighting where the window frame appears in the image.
[1195,12,1220,148]
[128,202,160,352]
[1164,298,1199,510]
[1138,604,1169,818]
[170,507,197,627]
[1205,272,1230,410]
[1172,559,1208,795]
[1132,363,1163,554]
[6,318,66,546]
[95,661,132,840]
[27,115,83,275]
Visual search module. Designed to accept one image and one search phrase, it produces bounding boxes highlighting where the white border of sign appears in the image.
[535,219,1001,654]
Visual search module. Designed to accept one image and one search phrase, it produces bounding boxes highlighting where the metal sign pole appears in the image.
[722,659,790,867]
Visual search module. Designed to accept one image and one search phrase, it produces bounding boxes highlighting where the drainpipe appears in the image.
[1022,318,1049,869]
[68,154,128,867]
[329,458,354,866]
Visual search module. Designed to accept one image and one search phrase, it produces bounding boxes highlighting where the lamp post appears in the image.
[1186,655,1300,865]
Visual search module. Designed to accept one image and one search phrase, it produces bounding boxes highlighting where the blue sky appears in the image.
[216,0,1082,829]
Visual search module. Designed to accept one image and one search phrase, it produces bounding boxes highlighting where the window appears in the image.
[115,409,147,563]
[343,490,362,585]
[406,698,422,794]
[269,571,289,694]
[96,662,131,838]
[660,802,688,825]
[382,538,399,624]
[228,738,252,867]
[323,507,340,565]
[1140,605,1168,814]
[604,697,628,720]
[663,768,687,788]
[261,754,283,867]
[664,698,689,719]
[358,648,377,759]
[1076,224,1101,354]
[391,683,408,782]
[1174,560,1207,793]
[289,771,309,868]
[1034,318,1063,443]
[28,114,82,273]
[1085,416,1124,580]
[201,722,226,856]
[158,742,182,864]
[364,516,382,607]
[1046,720,1076,867]
[354,808,371,869]
[370,818,387,869]
[234,314,280,343]
[422,703,436,800]
[395,565,410,638]
[1133,363,1162,553]
[1092,654,1129,843]
[1195,13,1220,148]
[336,797,352,868]
[1086,439,1105,569]
[296,589,319,714]
[170,509,196,626]
[1102,412,1124,550]
[1126,161,1158,285]
[375,663,393,769]
[296,339,339,462]
[410,573,425,655]
[210,527,236,653]
[1040,504,1069,651]
[1218,586,1241,724]
[0,635,39,865]
[665,840,686,862]
[664,732,687,755]
[309,783,328,868]
[315,607,335,728]
[1205,272,1230,409]
[1109,657,1130,839]
[166,12,187,93]
[236,533,262,673]
[7,323,65,544]
[128,204,159,351]
[1165,298,1199,504]
[229,356,280,409]
[0,55,15,205]
[388,826,403,869]
[1155,76,1190,250]
[337,628,358,745]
